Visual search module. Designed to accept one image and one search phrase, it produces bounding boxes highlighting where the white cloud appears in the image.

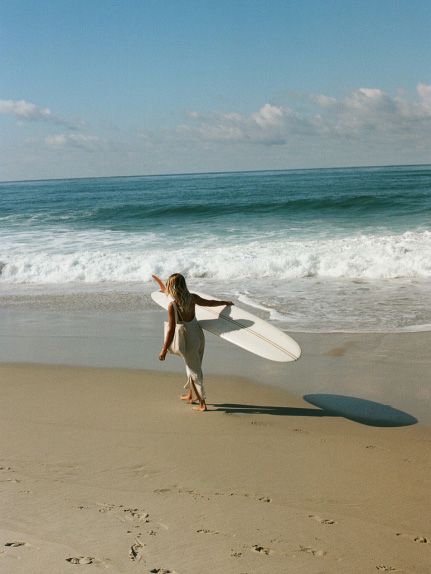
[180,83,431,146]
[0,98,79,127]
[417,82,431,112]
[251,103,284,128]
[45,133,101,150]
[179,104,297,145]
[0,99,54,120]
[317,83,431,129]
[311,94,337,108]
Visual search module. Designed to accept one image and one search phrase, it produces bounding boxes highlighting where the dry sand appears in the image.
[0,362,430,574]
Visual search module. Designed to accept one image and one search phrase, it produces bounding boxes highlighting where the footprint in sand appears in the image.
[177,487,206,501]
[66,556,96,565]
[129,541,144,562]
[95,503,150,523]
[197,528,219,535]
[123,508,150,522]
[309,514,337,525]
[396,532,429,544]
[258,496,272,503]
[413,536,430,544]
[376,566,398,572]
[299,545,326,557]
[252,544,272,555]
[4,541,27,547]
[149,569,174,573]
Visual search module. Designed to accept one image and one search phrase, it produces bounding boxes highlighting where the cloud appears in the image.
[415,82,431,113]
[0,98,79,127]
[314,83,431,135]
[251,103,284,128]
[45,133,101,150]
[179,83,431,146]
[178,103,302,145]
[0,99,54,120]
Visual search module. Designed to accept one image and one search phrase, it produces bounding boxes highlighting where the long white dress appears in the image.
[174,303,206,400]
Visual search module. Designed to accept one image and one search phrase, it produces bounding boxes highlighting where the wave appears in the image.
[2,190,430,229]
[1,230,430,284]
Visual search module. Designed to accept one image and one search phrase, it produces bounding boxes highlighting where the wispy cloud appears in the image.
[178,83,431,146]
[0,99,54,120]
[178,103,299,145]
[0,98,80,128]
[45,133,102,150]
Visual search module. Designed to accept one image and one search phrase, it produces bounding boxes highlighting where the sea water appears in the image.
[1,165,430,332]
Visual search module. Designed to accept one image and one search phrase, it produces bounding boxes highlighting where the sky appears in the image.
[1,0,431,181]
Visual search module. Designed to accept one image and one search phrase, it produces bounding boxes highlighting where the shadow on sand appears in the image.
[210,395,417,428]
[304,394,417,427]
[210,402,331,418]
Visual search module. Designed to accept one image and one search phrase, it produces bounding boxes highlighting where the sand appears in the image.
[1,359,430,574]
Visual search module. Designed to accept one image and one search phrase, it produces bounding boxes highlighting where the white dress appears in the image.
[174,303,206,400]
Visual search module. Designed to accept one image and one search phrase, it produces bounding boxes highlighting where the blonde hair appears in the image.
[165,273,193,312]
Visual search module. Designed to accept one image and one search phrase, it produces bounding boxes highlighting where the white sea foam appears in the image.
[1,229,430,284]
[236,292,291,322]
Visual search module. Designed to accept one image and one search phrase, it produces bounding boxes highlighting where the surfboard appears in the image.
[151,290,301,363]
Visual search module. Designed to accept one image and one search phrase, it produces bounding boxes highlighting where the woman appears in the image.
[153,274,233,412]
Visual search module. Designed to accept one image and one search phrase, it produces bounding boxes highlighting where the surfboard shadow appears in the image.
[211,395,417,427]
[303,394,417,427]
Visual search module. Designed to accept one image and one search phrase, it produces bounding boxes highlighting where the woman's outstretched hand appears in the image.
[159,349,167,361]
[152,274,166,293]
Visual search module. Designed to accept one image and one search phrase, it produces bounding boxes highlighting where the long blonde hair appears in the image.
[165,273,193,312]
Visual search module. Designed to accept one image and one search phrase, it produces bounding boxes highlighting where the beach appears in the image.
[1,168,430,572]
[1,307,430,574]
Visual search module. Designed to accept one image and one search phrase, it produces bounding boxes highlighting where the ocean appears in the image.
[1,165,430,332]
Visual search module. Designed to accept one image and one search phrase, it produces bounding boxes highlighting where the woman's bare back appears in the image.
[176,298,197,322]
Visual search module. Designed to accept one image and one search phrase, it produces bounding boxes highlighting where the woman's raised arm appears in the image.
[193,294,233,307]
[152,274,166,293]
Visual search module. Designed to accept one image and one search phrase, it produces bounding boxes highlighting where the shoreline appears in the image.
[2,280,431,334]
[1,304,430,426]
[1,362,430,573]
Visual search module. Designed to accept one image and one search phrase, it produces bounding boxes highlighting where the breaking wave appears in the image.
[1,230,430,284]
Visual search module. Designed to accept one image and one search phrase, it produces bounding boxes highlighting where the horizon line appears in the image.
[1,161,430,185]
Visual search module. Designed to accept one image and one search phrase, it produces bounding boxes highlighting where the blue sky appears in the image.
[1,0,430,180]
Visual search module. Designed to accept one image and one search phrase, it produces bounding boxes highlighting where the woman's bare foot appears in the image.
[193,404,207,412]
[180,393,193,403]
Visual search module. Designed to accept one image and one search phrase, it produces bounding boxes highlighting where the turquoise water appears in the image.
[1,165,431,332]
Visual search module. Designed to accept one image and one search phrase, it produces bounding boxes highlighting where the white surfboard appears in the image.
[151,290,301,363]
